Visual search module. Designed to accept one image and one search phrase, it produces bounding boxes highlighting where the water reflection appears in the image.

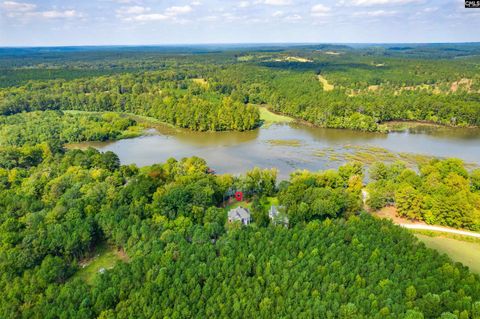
[71,122,480,179]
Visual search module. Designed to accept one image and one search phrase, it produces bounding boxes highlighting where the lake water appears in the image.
[72,123,480,179]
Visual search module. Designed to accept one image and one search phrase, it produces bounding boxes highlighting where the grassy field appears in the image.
[258,106,294,124]
[416,234,480,274]
[73,242,128,284]
[318,75,334,91]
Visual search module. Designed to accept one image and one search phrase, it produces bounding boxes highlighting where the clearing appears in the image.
[318,75,334,91]
[274,56,312,63]
[374,206,480,238]
[192,78,208,87]
[416,235,480,274]
[320,51,341,56]
[74,242,129,284]
[259,106,294,125]
[372,206,480,273]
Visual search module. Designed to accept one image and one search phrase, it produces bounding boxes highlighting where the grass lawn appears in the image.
[258,106,293,124]
[224,197,279,212]
[416,234,480,274]
[73,242,128,284]
[224,200,252,211]
[263,197,279,209]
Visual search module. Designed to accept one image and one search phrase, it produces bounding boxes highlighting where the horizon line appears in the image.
[2,41,480,49]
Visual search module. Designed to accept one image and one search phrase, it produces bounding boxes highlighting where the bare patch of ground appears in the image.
[373,206,421,225]
[450,78,472,92]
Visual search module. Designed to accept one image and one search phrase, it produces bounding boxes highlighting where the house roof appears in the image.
[228,206,251,220]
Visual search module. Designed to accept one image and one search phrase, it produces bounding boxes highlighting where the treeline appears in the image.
[366,159,480,230]
[0,71,260,131]
[212,64,480,131]
[0,147,479,317]
[2,49,480,132]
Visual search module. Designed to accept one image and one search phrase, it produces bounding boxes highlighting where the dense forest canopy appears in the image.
[1,44,480,318]
[0,143,480,318]
[1,44,480,131]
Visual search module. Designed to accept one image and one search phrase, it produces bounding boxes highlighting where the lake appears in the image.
[71,122,480,179]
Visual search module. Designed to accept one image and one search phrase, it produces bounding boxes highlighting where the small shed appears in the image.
[228,206,251,225]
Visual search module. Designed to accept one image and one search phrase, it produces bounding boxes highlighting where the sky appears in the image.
[0,0,479,46]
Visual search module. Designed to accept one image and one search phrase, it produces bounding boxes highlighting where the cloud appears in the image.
[238,1,250,8]
[285,14,302,21]
[349,0,421,6]
[120,4,193,22]
[191,1,201,5]
[199,15,217,21]
[262,0,292,6]
[110,0,140,3]
[165,5,192,16]
[272,10,284,17]
[422,7,438,12]
[129,13,168,21]
[311,4,331,16]
[1,1,81,20]
[116,6,150,15]
[1,1,36,12]
[353,9,397,16]
[40,10,80,19]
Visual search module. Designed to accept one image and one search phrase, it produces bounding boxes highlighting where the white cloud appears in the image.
[165,5,192,16]
[111,0,140,3]
[238,1,250,8]
[422,7,438,12]
[2,2,81,20]
[1,1,36,12]
[117,6,149,15]
[191,1,201,6]
[311,4,331,16]
[262,0,292,6]
[129,13,168,21]
[40,10,80,19]
[272,10,284,17]
[199,15,217,21]
[285,14,302,21]
[120,4,193,22]
[349,0,421,6]
[353,9,397,16]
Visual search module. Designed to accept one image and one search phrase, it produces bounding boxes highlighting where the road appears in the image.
[400,224,480,239]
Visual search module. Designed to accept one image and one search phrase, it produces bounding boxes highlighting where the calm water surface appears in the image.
[76,123,480,179]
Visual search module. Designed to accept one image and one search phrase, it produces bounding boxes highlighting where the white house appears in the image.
[228,206,251,225]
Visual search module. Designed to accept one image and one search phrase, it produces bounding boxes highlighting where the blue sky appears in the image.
[0,0,479,46]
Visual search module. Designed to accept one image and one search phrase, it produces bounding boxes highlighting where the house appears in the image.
[269,205,289,227]
[228,206,251,225]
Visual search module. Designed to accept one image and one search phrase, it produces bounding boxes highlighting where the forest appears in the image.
[0,143,480,318]
[1,44,480,132]
[1,44,480,318]
[366,160,480,231]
